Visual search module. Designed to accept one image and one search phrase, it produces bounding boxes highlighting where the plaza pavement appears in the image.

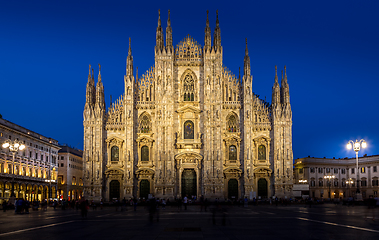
[0,203,378,240]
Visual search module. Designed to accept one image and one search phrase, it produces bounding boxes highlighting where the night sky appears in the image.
[1,0,378,160]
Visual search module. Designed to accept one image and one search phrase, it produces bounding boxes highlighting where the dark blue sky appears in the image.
[1,0,378,159]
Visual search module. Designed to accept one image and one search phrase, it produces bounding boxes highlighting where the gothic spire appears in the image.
[272,65,280,105]
[156,9,164,52]
[281,66,290,105]
[244,38,251,77]
[166,10,173,50]
[85,64,95,106]
[213,10,221,51]
[96,64,105,110]
[204,10,211,51]
[127,37,133,77]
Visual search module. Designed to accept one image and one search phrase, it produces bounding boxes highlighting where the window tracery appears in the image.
[139,114,151,133]
[184,120,194,139]
[141,146,149,162]
[111,146,119,161]
[258,145,266,160]
[227,114,238,132]
[229,145,237,160]
[183,74,194,101]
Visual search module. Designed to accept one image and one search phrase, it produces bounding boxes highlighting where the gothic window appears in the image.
[229,145,237,160]
[139,114,150,133]
[227,114,238,132]
[111,146,119,162]
[184,120,194,139]
[258,145,266,160]
[183,74,194,101]
[141,146,149,162]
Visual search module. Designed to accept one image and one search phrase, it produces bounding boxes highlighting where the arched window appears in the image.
[139,114,150,133]
[227,114,238,132]
[141,146,149,162]
[258,145,266,160]
[184,120,194,139]
[111,146,119,161]
[183,74,194,101]
[229,145,237,160]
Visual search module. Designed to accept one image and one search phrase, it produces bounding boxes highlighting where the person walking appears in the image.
[183,195,188,210]
[2,200,7,212]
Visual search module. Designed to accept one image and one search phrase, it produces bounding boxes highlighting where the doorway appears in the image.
[140,180,150,199]
[181,169,196,198]
[228,179,238,200]
[109,180,120,201]
[257,178,268,199]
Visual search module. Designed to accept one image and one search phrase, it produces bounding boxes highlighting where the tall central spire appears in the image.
[127,38,133,77]
[166,10,173,50]
[213,10,221,51]
[156,9,164,52]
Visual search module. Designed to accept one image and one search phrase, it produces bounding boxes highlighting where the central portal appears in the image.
[181,169,196,197]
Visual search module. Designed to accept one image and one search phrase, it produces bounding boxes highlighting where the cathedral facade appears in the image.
[83,11,293,202]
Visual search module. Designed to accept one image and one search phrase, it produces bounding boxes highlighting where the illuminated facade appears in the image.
[58,145,84,201]
[0,118,59,203]
[294,156,379,199]
[83,11,294,202]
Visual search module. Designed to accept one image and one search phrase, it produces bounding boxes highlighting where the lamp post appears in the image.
[324,175,335,199]
[2,140,25,198]
[347,139,366,201]
[346,178,354,197]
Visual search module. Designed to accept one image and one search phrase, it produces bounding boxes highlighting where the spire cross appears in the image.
[98,64,101,74]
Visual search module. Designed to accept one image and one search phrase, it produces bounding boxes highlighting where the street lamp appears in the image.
[2,140,25,198]
[324,175,335,199]
[346,178,354,197]
[347,139,366,201]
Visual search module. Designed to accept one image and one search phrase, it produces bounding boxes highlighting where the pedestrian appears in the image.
[183,195,188,210]
[79,197,89,218]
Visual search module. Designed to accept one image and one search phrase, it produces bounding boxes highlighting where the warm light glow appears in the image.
[19,145,25,150]
[14,143,19,148]
[347,143,352,150]
[354,142,360,149]
[362,141,367,148]
[2,142,9,148]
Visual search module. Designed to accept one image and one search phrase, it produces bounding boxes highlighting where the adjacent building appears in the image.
[57,145,84,201]
[0,118,59,203]
[83,11,294,202]
[294,155,379,199]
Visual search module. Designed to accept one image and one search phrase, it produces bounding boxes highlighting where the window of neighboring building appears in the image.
[299,168,303,174]
[351,168,355,174]
[341,169,346,174]
[361,167,365,173]
[318,168,323,174]
[72,176,76,185]
[373,166,377,172]
[372,179,378,186]
[319,180,323,187]
[361,180,367,187]
[58,175,63,184]
[35,153,38,159]
[61,156,64,160]
[311,180,315,187]
[326,168,330,173]
[334,181,338,187]
[29,151,32,158]
[310,167,315,173]
[61,163,64,167]
[334,168,338,174]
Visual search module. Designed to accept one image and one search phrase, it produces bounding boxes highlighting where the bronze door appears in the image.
[181,169,196,197]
